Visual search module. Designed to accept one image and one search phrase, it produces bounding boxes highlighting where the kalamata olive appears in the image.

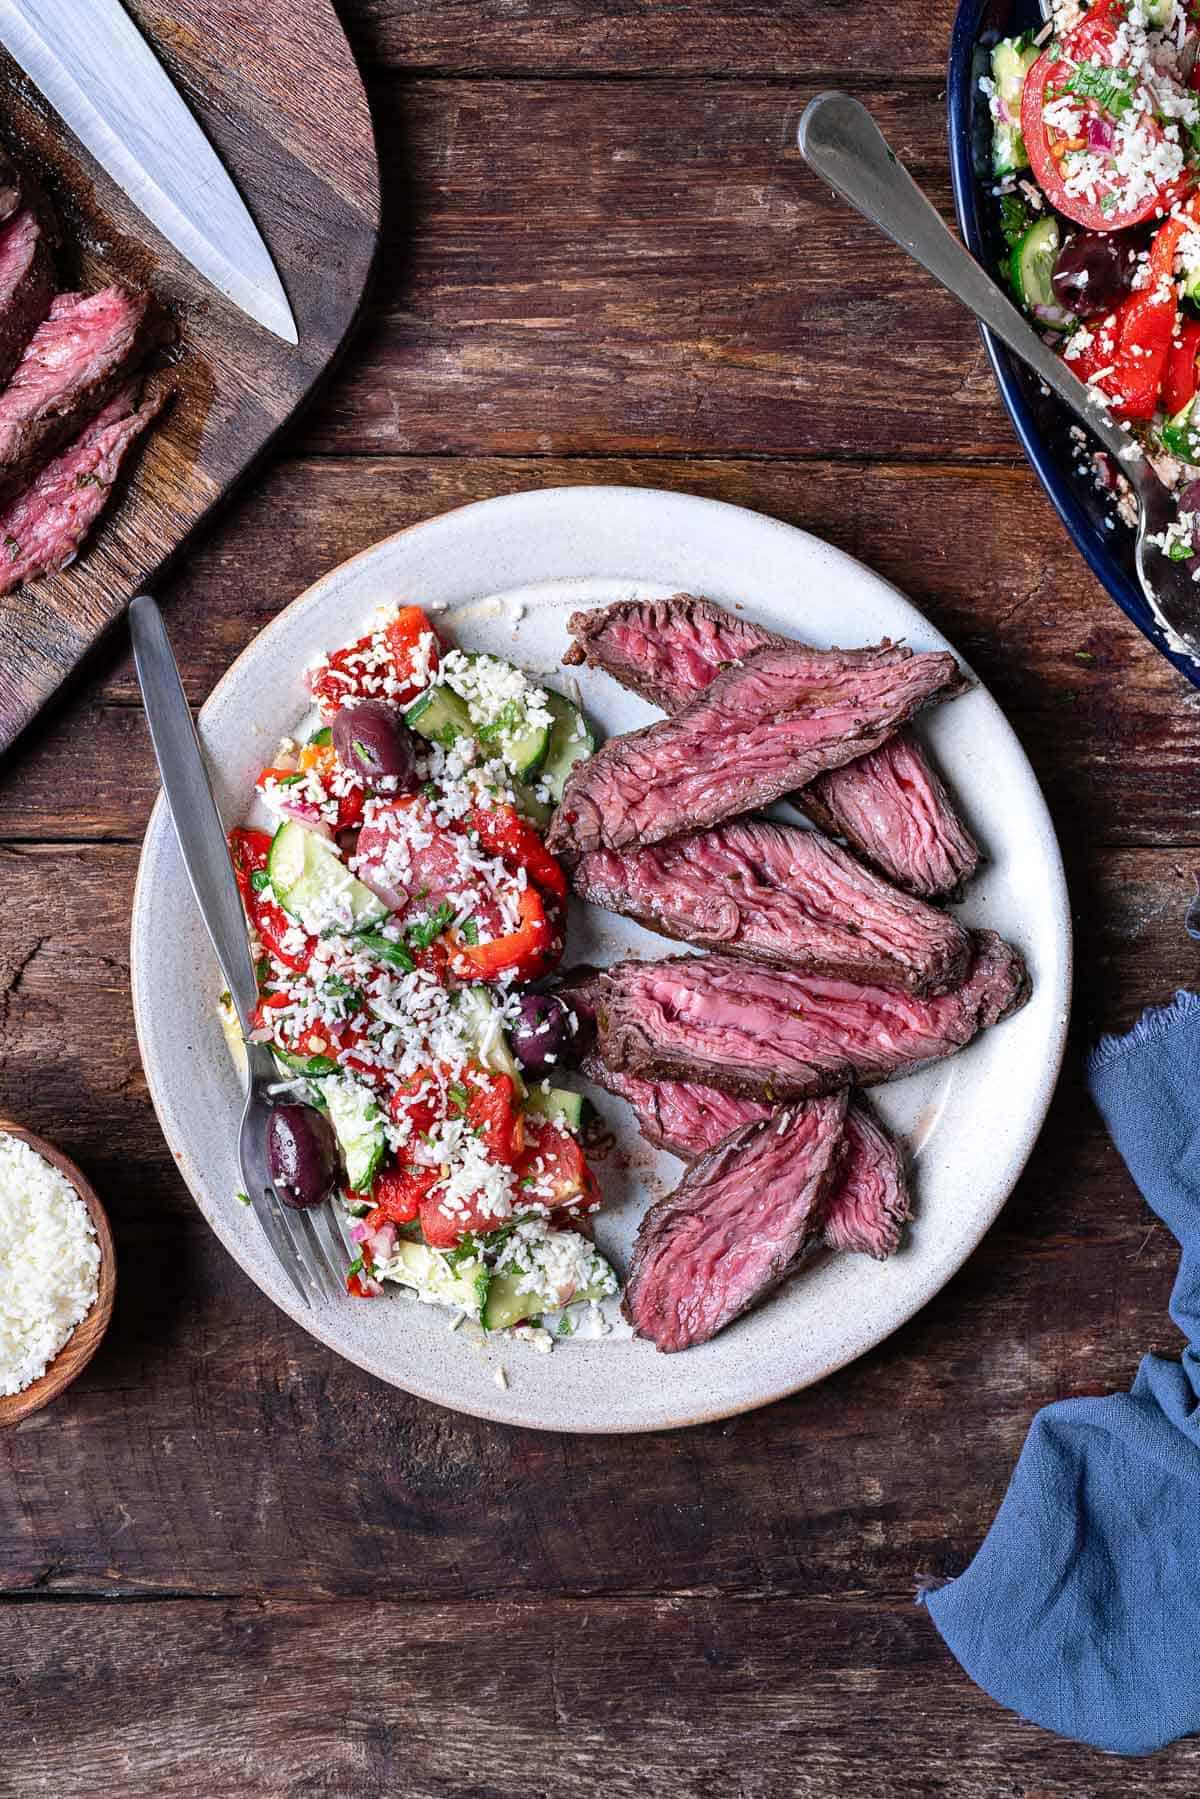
[268,1103,340,1209]
[510,992,573,1075]
[1051,233,1137,320]
[1178,480,1200,516]
[332,699,420,791]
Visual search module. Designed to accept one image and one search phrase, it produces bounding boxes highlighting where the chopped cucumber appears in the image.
[273,1045,340,1080]
[513,782,553,830]
[1010,218,1074,333]
[1162,397,1200,465]
[267,820,388,936]
[540,690,596,802]
[457,984,527,1098]
[1143,0,1173,26]
[481,1262,614,1332]
[405,682,473,748]
[386,1238,489,1317]
[523,1086,589,1135]
[325,1074,387,1193]
[990,39,1037,177]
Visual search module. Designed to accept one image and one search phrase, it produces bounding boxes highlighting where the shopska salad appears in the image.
[985,0,1200,557]
[219,601,617,1340]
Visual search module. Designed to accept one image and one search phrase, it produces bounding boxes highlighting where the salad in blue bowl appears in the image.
[948,0,1200,683]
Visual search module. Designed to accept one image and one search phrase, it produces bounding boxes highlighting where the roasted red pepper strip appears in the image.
[367,1165,441,1228]
[1164,317,1200,418]
[448,885,554,983]
[1065,210,1195,420]
[465,802,568,901]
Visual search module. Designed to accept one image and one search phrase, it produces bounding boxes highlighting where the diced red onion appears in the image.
[276,796,332,834]
[350,1220,371,1243]
[1086,115,1115,152]
[1178,480,1200,515]
[367,1224,397,1261]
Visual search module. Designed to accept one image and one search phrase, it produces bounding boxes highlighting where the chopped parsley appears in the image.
[1062,60,1137,118]
[1169,538,1195,561]
[408,902,454,950]
[275,772,304,787]
[355,928,416,973]
[460,917,480,946]
[250,869,271,893]
[558,1314,574,1337]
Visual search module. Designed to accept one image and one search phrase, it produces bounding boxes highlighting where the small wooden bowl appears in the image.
[0,1122,115,1428]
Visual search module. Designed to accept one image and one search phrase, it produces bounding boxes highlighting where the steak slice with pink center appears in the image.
[582,1058,908,1261]
[587,930,1029,1100]
[547,638,965,857]
[0,382,164,595]
[563,594,979,897]
[573,817,971,995]
[0,208,55,388]
[0,286,159,504]
[621,1092,848,1351]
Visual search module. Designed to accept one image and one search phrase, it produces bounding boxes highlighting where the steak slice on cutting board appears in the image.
[583,1056,908,1261]
[547,637,965,857]
[0,285,160,504]
[563,594,980,897]
[0,207,55,389]
[584,929,1030,1100]
[573,817,971,995]
[0,381,165,596]
[621,1093,849,1352]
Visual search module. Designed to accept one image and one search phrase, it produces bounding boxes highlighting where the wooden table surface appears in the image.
[3,2,1199,1793]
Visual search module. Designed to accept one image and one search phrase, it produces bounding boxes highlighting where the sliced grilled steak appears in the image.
[0,286,159,503]
[803,731,980,900]
[589,930,1029,1099]
[573,817,971,995]
[0,208,55,388]
[547,639,964,857]
[563,594,979,896]
[621,1093,848,1351]
[583,1057,908,1261]
[823,1102,910,1260]
[0,382,164,596]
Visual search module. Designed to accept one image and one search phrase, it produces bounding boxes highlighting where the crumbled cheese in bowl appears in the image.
[0,1133,100,1397]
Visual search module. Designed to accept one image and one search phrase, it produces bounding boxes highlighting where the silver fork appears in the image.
[797,92,1200,661]
[129,592,350,1308]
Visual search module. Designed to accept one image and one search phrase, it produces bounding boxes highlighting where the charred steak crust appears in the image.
[561,594,979,897]
[581,1057,908,1263]
[0,207,55,390]
[0,286,162,505]
[621,1092,849,1352]
[589,931,1029,1101]
[572,818,972,995]
[547,639,965,857]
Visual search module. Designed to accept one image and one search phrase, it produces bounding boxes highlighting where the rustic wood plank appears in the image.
[5,1596,1199,1797]
[292,79,1014,460]
[0,0,379,752]
[341,0,956,80]
[0,455,1195,849]
[0,841,1190,1601]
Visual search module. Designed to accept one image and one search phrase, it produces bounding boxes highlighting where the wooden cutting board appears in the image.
[0,0,380,753]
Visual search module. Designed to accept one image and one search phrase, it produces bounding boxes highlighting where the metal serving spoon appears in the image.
[797,90,1200,660]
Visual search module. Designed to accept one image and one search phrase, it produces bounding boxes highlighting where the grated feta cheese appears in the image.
[0,1134,100,1396]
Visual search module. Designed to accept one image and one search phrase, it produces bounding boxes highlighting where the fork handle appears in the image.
[796,92,1141,468]
[130,594,260,1036]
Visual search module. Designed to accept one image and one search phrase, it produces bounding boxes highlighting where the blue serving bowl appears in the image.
[947,0,1200,686]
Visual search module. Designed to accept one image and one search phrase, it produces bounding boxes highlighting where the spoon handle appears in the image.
[797,92,1139,469]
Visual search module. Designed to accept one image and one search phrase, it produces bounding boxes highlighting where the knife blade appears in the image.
[0,0,298,344]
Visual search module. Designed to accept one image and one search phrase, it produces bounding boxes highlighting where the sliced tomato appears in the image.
[354,797,505,942]
[419,1185,510,1250]
[1023,0,1191,231]
[1165,318,1200,416]
[515,1116,600,1216]
[389,1069,443,1139]
[229,828,316,974]
[347,1270,384,1297]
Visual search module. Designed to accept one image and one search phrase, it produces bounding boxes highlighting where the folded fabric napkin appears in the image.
[920,989,1200,1756]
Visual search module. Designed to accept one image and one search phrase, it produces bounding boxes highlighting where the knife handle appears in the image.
[129,593,259,1035]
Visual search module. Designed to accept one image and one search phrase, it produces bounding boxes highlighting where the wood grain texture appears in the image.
[6,1597,1199,1799]
[0,0,379,753]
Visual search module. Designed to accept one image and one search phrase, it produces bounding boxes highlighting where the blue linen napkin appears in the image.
[920,989,1200,1756]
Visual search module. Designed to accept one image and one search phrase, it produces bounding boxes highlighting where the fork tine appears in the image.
[302,1203,353,1297]
[250,1187,316,1309]
[266,1191,343,1304]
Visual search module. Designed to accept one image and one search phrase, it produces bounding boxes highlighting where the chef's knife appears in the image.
[0,0,298,344]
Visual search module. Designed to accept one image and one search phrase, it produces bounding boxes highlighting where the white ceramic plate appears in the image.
[132,486,1071,1432]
